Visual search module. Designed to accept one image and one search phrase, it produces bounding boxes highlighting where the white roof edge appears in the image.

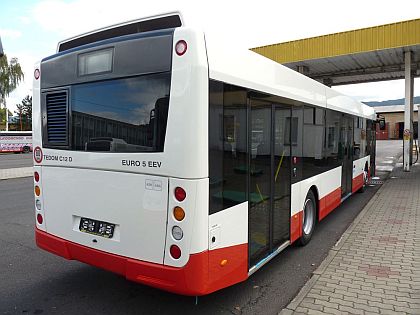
[206,33,375,120]
[56,11,184,53]
[372,104,419,113]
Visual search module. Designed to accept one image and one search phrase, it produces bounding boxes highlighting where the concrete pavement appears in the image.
[281,163,420,315]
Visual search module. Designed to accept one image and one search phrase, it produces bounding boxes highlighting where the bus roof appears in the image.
[205,33,375,120]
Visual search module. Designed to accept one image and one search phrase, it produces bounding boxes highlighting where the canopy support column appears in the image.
[403,51,414,171]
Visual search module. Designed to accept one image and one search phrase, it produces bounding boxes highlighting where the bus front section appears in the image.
[33,18,216,295]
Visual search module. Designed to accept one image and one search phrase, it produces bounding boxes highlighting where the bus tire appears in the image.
[23,146,30,153]
[298,190,316,246]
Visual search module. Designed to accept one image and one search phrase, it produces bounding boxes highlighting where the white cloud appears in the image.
[333,79,420,102]
[25,0,420,107]
[18,16,32,25]
[0,29,22,39]
[32,0,174,38]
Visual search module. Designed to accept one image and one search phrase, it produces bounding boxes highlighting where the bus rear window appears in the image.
[71,72,170,152]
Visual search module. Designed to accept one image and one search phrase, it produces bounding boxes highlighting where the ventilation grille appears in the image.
[46,91,68,146]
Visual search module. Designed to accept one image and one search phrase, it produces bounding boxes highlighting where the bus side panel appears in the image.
[163,28,209,179]
[352,156,370,193]
[208,203,248,289]
[290,166,342,239]
[290,184,302,243]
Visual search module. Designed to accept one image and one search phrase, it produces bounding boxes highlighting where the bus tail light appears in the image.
[37,214,43,224]
[174,187,186,202]
[34,68,40,80]
[35,200,42,211]
[173,206,185,221]
[175,40,187,56]
[35,186,41,197]
[172,226,183,240]
[170,245,181,259]
[34,171,40,182]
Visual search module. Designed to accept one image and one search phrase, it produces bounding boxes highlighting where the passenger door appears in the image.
[248,98,291,266]
[340,115,353,197]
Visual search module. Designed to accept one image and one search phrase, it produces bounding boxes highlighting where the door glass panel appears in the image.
[249,100,271,265]
[273,106,291,245]
[346,116,353,193]
[339,115,347,194]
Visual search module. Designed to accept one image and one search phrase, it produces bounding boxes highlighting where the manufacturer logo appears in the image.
[34,146,43,163]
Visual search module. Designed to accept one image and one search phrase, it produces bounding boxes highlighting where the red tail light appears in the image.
[175,40,187,56]
[170,245,181,259]
[174,187,186,202]
[37,214,43,224]
[34,171,40,182]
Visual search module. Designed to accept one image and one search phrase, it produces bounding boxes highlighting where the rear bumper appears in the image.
[35,228,247,295]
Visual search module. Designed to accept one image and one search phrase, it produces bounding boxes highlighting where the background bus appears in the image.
[33,12,376,296]
[0,131,32,153]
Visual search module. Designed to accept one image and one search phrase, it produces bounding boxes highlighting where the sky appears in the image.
[1,0,419,114]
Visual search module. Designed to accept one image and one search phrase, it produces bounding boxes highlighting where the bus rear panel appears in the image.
[33,17,236,295]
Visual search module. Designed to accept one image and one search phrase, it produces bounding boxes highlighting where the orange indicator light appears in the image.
[173,206,185,221]
[35,186,41,196]
[220,259,228,267]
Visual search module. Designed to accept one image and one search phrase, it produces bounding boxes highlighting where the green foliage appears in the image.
[12,95,32,131]
[0,54,24,102]
[0,107,13,130]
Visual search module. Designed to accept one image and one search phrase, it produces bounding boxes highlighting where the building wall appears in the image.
[379,112,418,139]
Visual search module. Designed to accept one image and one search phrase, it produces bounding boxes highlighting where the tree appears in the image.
[0,107,12,130]
[15,95,32,130]
[0,54,24,130]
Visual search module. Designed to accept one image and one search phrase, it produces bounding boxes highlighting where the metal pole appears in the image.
[5,105,8,131]
[403,51,413,171]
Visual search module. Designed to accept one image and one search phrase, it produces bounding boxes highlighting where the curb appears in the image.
[280,170,393,314]
[0,167,33,180]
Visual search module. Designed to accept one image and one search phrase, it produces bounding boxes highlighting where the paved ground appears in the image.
[0,178,384,315]
[375,140,403,174]
[0,153,33,169]
[0,140,406,315]
[281,162,420,315]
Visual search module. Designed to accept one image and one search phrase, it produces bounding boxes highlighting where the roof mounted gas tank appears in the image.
[57,12,183,53]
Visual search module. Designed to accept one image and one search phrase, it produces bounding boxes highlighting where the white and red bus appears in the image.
[0,131,32,153]
[33,13,376,295]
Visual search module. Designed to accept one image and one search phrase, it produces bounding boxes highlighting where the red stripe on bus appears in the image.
[35,228,247,295]
[208,243,248,292]
[290,211,303,244]
[318,187,341,221]
[352,173,364,194]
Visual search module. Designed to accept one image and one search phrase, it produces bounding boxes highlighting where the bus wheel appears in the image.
[299,190,316,246]
[23,146,30,153]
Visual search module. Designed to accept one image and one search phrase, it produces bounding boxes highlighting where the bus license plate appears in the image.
[79,217,115,239]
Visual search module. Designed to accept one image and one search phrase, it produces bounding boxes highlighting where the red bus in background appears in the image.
[0,131,32,153]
